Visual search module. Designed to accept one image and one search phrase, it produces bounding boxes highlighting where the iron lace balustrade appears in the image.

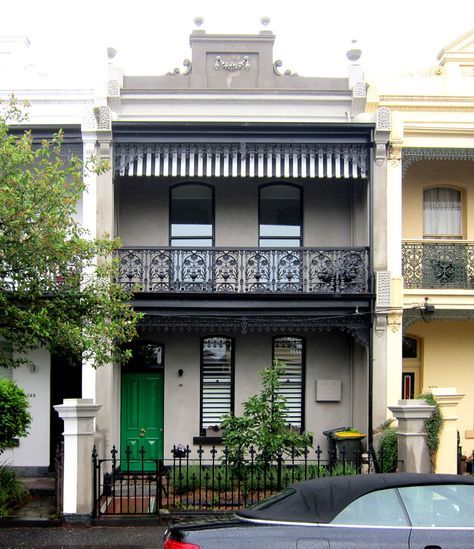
[402,241,474,289]
[116,247,369,294]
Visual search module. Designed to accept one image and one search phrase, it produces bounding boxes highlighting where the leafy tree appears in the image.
[221,360,312,469]
[0,378,31,453]
[0,99,139,368]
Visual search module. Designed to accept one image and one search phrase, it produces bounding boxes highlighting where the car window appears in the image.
[398,484,474,527]
[331,488,409,526]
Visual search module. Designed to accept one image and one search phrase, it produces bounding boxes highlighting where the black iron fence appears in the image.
[116,246,369,294]
[93,443,378,516]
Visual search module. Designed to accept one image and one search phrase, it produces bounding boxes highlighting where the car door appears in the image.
[398,484,474,549]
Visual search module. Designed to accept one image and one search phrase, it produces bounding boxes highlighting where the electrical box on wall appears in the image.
[316,379,341,402]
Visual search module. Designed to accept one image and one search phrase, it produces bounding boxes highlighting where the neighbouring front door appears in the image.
[121,372,164,470]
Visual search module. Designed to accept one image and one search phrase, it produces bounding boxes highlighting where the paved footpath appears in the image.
[0,526,167,548]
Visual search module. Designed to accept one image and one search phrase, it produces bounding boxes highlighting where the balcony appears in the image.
[116,247,370,295]
[402,241,474,289]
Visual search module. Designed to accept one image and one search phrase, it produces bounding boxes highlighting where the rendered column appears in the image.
[389,399,434,473]
[54,399,101,521]
[431,388,465,474]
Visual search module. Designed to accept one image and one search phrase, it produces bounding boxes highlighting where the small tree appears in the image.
[0,378,31,453]
[221,360,312,469]
[0,98,139,369]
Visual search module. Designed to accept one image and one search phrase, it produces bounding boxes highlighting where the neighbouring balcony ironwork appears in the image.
[116,247,369,295]
[402,241,474,289]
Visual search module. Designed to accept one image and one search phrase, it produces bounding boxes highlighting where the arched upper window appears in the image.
[259,185,302,247]
[423,187,462,240]
[170,184,213,246]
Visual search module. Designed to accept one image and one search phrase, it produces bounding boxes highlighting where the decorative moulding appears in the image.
[214,55,250,72]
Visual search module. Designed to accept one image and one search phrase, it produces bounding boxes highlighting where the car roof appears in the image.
[236,473,474,524]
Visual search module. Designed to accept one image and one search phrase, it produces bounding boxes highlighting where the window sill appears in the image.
[193,436,223,445]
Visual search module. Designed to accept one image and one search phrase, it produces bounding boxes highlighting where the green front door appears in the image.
[121,372,164,470]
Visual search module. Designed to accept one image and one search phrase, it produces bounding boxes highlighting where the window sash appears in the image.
[274,337,304,429]
[201,337,233,431]
[423,187,462,238]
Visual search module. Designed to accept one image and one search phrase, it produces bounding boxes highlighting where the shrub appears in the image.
[378,427,398,473]
[0,461,29,517]
[0,378,32,453]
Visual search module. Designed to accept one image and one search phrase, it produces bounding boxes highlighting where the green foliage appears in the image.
[0,461,29,517]
[221,360,312,469]
[377,426,398,473]
[170,464,235,494]
[0,97,139,368]
[0,378,32,453]
[420,392,443,471]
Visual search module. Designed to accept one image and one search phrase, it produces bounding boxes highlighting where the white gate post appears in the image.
[430,388,465,474]
[388,399,434,473]
[54,398,102,523]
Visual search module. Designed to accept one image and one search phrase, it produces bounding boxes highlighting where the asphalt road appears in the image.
[0,526,167,548]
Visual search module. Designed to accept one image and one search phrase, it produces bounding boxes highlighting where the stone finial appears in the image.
[193,16,204,28]
[107,47,117,61]
[260,16,271,27]
[346,39,362,63]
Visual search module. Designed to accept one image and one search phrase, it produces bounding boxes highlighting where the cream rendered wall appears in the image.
[11,348,51,469]
[403,161,474,239]
[117,178,364,248]
[142,330,365,453]
[407,321,474,454]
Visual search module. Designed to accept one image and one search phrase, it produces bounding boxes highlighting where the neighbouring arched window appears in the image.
[259,184,302,247]
[423,187,462,239]
[170,184,214,246]
[273,336,305,429]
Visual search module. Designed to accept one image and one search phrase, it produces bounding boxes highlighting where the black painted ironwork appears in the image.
[402,241,474,289]
[93,443,386,515]
[116,247,369,294]
[92,444,162,517]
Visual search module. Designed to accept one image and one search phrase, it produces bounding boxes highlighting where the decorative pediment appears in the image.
[437,29,474,69]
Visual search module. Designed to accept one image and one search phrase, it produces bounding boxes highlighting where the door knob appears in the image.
[138,428,146,437]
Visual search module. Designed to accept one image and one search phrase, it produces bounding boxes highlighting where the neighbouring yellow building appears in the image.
[371,29,474,459]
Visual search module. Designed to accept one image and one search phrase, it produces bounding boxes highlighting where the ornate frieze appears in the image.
[403,308,474,329]
[139,312,370,346]
[402,147,474,175]
[214,55,250,72]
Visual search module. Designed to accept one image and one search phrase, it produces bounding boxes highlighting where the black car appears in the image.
[163,473,474,548]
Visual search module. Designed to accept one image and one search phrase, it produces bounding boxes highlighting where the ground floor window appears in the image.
[201,336,234,434]
[273,336,305,430]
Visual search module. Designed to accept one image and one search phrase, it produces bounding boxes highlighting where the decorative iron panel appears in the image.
[116,247,369,295]
[402,241,474,289]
